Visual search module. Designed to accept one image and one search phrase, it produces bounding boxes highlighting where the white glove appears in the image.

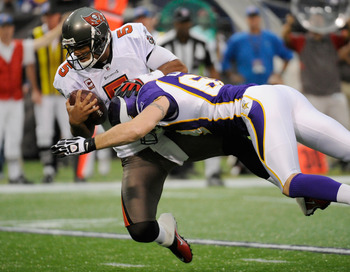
[51,136,96,157]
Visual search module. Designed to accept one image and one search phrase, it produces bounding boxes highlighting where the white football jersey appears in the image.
[54,23,175,158]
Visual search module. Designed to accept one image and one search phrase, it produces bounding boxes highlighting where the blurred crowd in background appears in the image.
[1,0,350,185]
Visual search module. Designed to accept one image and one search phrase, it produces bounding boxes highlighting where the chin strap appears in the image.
[140,129,159,145]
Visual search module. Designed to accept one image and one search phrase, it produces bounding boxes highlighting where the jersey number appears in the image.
[117,25,133,38]
[178,74,224,96]
[58,62,72,77]
[103,75,128,99]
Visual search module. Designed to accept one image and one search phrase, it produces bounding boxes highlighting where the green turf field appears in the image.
[1,159,350,271]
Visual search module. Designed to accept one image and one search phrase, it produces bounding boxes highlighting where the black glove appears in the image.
[114,78,144,98]
[51,137,96,158]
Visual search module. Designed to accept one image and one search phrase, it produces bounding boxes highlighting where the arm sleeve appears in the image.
[130,23,177,82]
[128,23,157,66]
[146,45,178,70]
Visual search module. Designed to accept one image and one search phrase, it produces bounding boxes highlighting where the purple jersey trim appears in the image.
[248,100,265,161]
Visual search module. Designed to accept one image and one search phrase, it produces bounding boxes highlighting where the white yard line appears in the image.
[1,226,349,255]
[0,218,120,229]
[241,258,288,263]
[0,177,276,194]
[1,176,349,194]
[102,263,146,268]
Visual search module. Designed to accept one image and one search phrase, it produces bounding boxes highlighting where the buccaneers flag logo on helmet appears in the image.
[82,12,105,34]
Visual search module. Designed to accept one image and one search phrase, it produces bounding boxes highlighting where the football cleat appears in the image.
[158,213,193,263]
[9,175,33,185]
[168,227,193,263]
[296,197,331,216]
[42,174,54,184]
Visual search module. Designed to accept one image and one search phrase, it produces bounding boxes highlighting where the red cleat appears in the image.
[168,228,193,263]
[158,213,193,263]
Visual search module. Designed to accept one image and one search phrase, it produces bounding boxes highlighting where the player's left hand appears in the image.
[51,136,96,157]
[114,78,144,98]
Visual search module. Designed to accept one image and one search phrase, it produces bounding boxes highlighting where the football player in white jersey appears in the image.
[53,72,350,245]
[52,7,198,262]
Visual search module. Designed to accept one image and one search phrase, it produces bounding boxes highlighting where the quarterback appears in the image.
[53,7,196,262]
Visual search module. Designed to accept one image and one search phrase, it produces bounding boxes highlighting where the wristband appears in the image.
[138,70,164,83]
[85,138,97,153]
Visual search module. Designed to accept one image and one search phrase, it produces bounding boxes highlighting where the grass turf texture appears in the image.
[1,232,349,272]
[1,180,350,271]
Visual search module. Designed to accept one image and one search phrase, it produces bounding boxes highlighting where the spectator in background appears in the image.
[222,5,292,176]
[158,7,219,78]
[0,10,66,184]
[30,3,72,183]
[0,0,12,180]
[222,5,293,85]
[0,13,35,184]
[158,7,222,186]
[339,40,350,122]
[338,41,350,171]
[282,13,350,171]
[282,14,350,129]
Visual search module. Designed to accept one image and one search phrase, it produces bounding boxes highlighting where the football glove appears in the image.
[114,78,144,98]
[51,136,96,158]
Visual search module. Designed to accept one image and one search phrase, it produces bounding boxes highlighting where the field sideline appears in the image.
[1,176,350,271]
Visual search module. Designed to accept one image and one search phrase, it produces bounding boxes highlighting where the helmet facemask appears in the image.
[63,29,111,70]
[61,8,111,70]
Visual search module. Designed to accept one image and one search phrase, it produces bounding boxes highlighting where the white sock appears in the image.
[43,165,55,176]
[7,159,22,180]
[155,224,167,245]
[336,184,350,205]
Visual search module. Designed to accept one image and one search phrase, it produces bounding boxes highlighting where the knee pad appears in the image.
[127,221,159,243]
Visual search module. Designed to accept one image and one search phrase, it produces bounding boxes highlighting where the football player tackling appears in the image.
[53,72,350,261]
